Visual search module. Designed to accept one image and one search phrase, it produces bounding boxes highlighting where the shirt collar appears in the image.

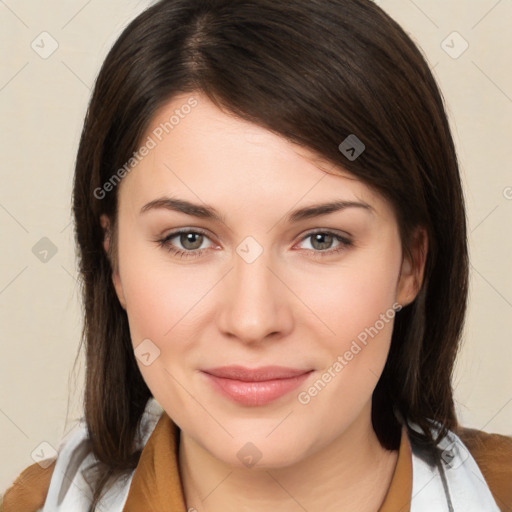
[378,425,412,512]
[123,414,412,511]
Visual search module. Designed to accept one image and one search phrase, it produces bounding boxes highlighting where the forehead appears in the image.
[117,92,389,220]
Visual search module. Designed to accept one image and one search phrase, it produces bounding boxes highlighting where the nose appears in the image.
[216,244,293,345]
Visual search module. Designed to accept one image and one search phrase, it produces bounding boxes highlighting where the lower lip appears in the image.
[202,371,313,406]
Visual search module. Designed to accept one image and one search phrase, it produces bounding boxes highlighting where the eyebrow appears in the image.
[139,197,374,223]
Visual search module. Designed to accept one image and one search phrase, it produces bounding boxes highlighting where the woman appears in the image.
[2,0,511,510]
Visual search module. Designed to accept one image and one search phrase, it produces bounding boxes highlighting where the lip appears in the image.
[201,365,314,406]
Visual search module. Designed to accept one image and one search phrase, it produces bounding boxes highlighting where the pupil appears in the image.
[313,233,332,250]
[182,233,202,250]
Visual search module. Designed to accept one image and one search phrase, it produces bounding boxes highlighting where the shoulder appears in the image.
[1,421,90,512]
[1,460,55,512]
[455,425,512,512]
[1,400,164,512]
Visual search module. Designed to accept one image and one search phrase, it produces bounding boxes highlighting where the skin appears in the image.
[101,91,427,512]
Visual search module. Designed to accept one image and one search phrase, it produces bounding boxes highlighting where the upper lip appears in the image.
[202,365,312,382]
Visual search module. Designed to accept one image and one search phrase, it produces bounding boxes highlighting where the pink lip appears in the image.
[201,365,313,406]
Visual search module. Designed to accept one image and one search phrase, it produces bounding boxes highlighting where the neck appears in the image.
[178,402,399,512]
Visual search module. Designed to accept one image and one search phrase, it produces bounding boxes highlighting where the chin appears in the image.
[207,429,313,470]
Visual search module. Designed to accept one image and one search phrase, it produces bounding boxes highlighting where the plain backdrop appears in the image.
[1,0,511,491]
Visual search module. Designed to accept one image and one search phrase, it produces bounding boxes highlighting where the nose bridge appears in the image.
[216,236,291,342]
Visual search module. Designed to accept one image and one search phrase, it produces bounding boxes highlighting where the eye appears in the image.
[155,228,353,260]
[156,229,215,259]
[295,230,353,257]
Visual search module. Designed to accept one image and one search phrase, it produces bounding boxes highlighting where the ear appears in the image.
[100,214,127,310]
[396,226,428,308]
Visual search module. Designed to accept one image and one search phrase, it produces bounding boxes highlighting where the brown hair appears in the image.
[71,0,468,508]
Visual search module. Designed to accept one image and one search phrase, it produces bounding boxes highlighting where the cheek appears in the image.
[292,239,402,347]
[118,248,214,409]
[291,239,402,408]
[117,223,214,342]
[123,266,210,344]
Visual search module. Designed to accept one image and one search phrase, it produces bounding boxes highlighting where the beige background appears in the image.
[1,0,511,491]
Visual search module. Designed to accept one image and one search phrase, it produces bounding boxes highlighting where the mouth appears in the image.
[201,365,314,406]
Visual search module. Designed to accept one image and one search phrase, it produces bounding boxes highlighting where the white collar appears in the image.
[41,402,500,511]
[408,421,500,511]
[41,400,163,511]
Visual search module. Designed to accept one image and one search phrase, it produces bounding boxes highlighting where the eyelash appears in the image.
[155,229,353,260]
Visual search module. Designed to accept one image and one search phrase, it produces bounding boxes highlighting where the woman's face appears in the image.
[105,92,422,468]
